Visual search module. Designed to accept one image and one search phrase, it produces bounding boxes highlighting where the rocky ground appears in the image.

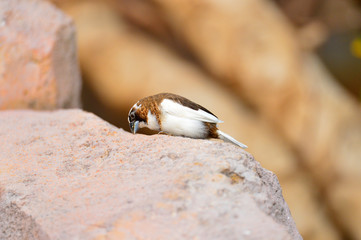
[0,109,301,240]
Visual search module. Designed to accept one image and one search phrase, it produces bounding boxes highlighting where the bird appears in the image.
[128,93,247,149]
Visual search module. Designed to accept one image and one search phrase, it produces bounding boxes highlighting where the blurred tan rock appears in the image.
[152,0,301,111]
[329,182,361,240]
[298,55,361,183]
[295,57,361,240]
[282,173,341,240]
[0,0,81,109]
[0,109,302,240]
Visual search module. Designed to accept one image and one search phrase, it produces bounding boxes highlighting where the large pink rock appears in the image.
[0,0,81,109]
[0,110,301,240]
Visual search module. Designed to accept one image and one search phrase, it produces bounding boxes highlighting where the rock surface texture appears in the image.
[0,110,302,240]
[0,0,81,109]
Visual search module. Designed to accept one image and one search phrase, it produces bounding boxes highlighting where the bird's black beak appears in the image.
[129,121,139,134]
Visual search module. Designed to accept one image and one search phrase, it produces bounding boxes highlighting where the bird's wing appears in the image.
[160,99,223,123]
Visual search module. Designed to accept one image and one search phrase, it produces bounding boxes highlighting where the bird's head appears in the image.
[128,102,147,134]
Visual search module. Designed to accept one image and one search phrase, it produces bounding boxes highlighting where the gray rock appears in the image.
[0,110,302,240]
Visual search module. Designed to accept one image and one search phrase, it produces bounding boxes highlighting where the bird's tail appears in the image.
[217,130,248,149]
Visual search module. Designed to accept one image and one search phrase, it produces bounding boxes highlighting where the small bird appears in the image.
[128,93,247,148]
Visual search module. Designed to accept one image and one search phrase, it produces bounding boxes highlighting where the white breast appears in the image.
[139,110,160,131]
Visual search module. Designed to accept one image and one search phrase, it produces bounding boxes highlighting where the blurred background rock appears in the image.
[46,0,361,239]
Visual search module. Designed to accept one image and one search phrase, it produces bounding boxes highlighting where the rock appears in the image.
[152,0,301,110]
[328,181,361,240]
[282,173,341,240]
[0,0,81,110]
[0,109,301,240]
[298,56,361,239]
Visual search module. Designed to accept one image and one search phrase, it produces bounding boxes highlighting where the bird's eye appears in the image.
[129,112,135,121]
